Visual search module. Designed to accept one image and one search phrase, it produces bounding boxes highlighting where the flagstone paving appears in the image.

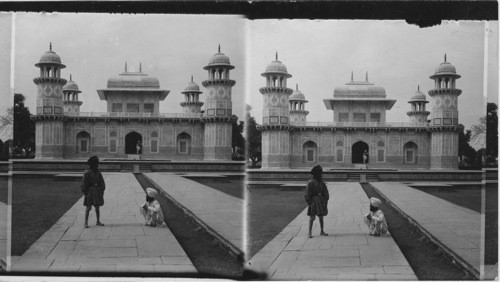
[145,173,244,255]
[11,173,196,273]
[371,182,485,278]
[248,182,416,280]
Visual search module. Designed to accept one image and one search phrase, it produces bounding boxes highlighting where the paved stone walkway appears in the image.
[11,173,196,273]
[145,173,243,255]
[371,182,483,277]
[248,182,416,280]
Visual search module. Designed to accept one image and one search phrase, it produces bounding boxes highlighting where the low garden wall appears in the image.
[0,162,8,173]
[246,169,483,182]
[11,160,245,173]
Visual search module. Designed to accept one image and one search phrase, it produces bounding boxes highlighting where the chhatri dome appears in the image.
[333,71,386,98]
[290,84,306,101]
[262,52,291,78]
[183,76,201,92]
[431,54,461,78]
[409,85,427,102]
[63,75,80,92]
[107,62,160,89]
[35,43,65,67]
[204,45,234,69]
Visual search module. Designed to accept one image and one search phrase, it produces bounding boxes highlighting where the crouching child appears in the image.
[364,197,388,236]
[140,188,165,227]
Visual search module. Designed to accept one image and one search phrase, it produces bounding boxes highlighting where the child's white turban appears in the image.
[146,188,158,198]
[370,197,382,208]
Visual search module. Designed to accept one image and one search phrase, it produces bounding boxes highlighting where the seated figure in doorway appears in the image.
[140,188,165,227]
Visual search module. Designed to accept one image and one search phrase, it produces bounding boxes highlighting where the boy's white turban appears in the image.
[146,188,158,198]
[370,197,382,208]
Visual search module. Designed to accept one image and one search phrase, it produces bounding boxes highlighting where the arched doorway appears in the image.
[125,131,142,154]
[403,142,418,163]
[177,132,191,154]
[76,131,91,153]
[303,141,317,163]
[352,141,369,164]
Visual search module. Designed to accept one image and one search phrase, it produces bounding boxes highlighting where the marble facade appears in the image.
[258,55,461,170]
[31,45,236,161]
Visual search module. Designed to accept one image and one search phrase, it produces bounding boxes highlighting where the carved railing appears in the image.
[66,112,203,118]
[303,121,429,128]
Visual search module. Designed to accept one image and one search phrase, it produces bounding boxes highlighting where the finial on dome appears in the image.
[418,85,420,91]
[139,62,142,72]
[276,52,278,61]
[218,44,221,53]
[70,74,72,81]
[296,83,298,91]
[191,75,193,82]
[351,71,353,81]
[444,53,447,62]
[125,62,128,72]
[365,70,368,82]
[49,42,52,51]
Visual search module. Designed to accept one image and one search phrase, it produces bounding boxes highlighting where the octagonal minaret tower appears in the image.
[181,76,204,114]
[202,45,236,160]
[407,85,430,125]
[257,53,294,168]
[289,84,309,126]
[428,54,462,169]
[63,74,83,115]
[32,43,67,159]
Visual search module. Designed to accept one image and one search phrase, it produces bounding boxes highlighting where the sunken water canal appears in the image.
[134,173,244,279]
[360,183,476,280]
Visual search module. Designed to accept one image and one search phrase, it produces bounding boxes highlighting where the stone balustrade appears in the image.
[303,121,429,128]
[65,112,203,118]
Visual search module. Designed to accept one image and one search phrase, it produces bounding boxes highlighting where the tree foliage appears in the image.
[0,139,4,161]
[485,102,498,165]
[0,107,13,137]
[13,93,36,158]
[0,139,11,161]
[471,103,498,166]
[246,105,261,167]
[470,116,486,146]
[458,125,480,169]
[231,117,245,160]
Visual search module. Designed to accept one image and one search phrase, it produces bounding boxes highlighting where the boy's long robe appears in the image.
[364,209,388,235]
[140,199,164,226]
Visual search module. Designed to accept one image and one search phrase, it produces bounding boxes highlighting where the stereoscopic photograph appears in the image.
[0,9,498,282]
[245,20,498,280]
[8,13,245,278]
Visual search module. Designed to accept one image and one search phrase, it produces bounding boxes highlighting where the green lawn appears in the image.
[12,176,83,256]
[247,187,307,258]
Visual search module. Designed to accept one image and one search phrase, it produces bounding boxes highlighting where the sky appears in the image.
[0,13,12,141]
[14,13,246,120]
[247,20,498,144]
[9,16,500,149]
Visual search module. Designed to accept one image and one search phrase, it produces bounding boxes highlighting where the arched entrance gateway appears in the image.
[303,141,318,163]
[76,131,91,153]
[352,141,369,164]
[403,141,418,164]
[125,132,142,154]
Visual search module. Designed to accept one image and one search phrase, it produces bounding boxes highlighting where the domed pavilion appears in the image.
[31,44,237,161]
[258,54,462,170]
